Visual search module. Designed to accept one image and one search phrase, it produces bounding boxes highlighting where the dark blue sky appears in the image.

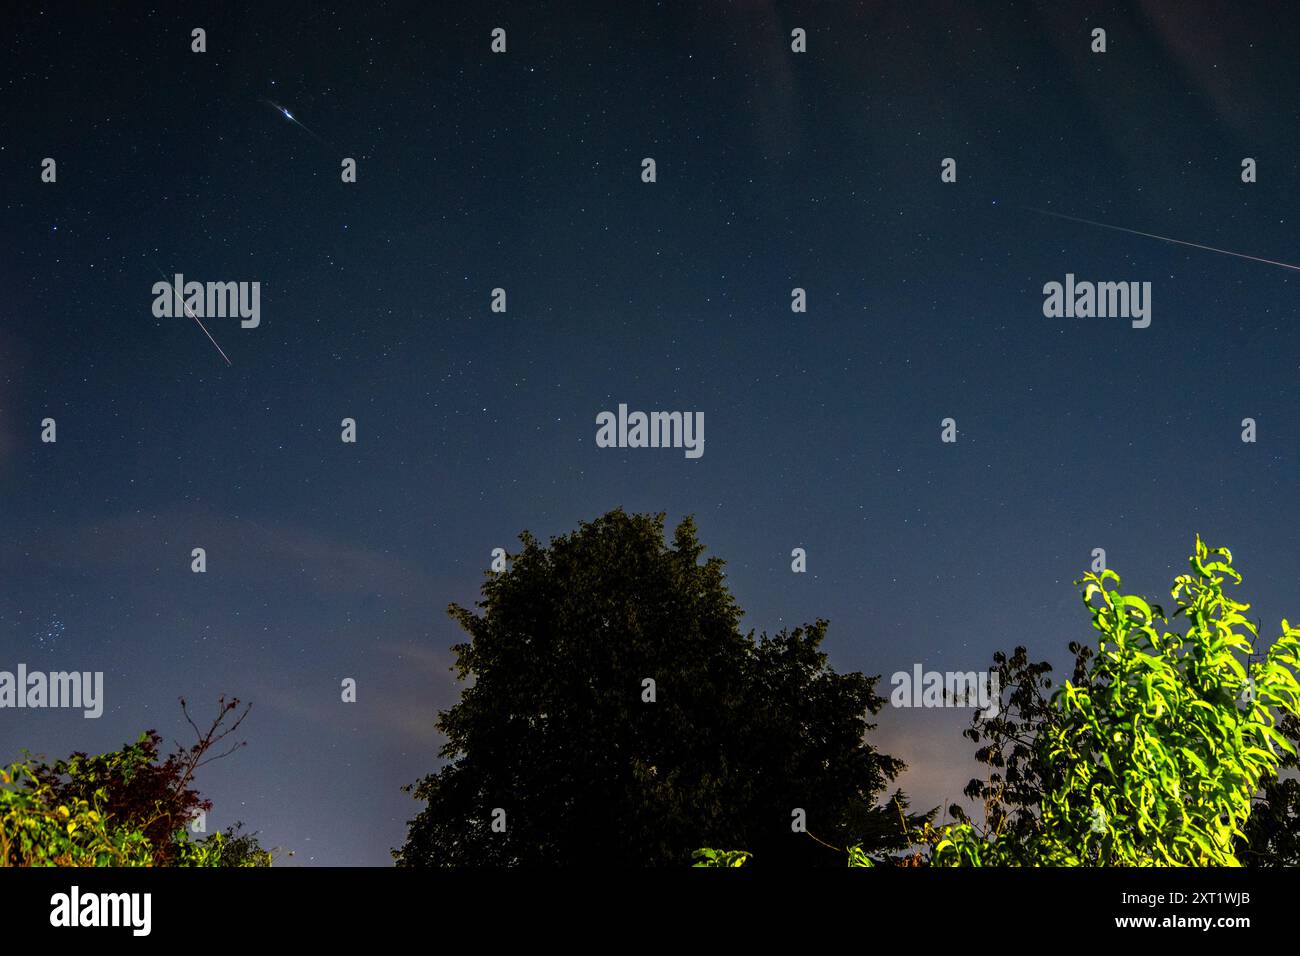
[2,1,1297,864]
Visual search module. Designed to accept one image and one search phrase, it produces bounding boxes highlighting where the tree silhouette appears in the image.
[396,508,927,866]
[1238,712,1300,866]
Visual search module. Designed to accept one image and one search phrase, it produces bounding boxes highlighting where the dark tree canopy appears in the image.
[396,508,925,866]
[1239,713,1300,867]
[956,643,1093,843]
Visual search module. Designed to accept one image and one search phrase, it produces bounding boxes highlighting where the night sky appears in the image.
[2,1,1298,865]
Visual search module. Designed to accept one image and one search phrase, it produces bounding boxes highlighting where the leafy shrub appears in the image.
[927,537,1300,866]
[0,759,154,866]
[692,848,752,867]
[1,698,278,867]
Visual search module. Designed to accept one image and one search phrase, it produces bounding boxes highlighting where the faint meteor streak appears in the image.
[149,258,233,367]
[1028,207,1300,273]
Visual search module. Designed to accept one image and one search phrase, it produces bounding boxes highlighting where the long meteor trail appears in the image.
[150,258,233,367]
[1028,207,1300,274]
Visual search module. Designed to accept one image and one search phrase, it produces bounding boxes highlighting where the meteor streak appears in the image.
[263,98,328,146]
[1028,207,1300,273]
[149,257,233,367]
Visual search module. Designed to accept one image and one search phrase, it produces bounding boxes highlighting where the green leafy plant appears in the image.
[1,698,279,867]
[0,760,154,866]
[691,848,752,867]
[172,823,275,867]
[693,829,885,867]
[926,537,1300,866]
[845,844,875,867]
